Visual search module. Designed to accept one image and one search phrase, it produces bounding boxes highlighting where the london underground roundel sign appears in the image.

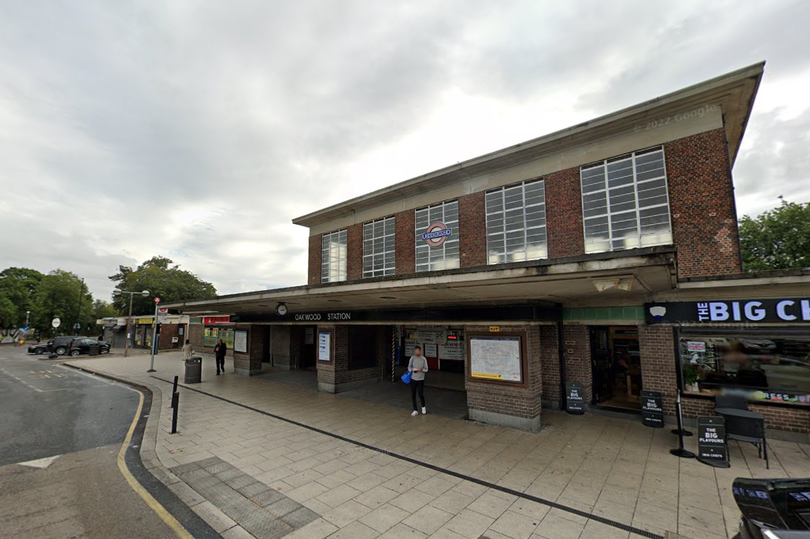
[422,222,452,247]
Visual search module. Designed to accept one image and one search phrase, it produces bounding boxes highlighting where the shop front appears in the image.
[646,298,810,436]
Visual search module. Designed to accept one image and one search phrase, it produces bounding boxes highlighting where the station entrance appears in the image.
[591,326,642,411]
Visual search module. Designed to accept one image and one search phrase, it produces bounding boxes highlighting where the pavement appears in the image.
[63,350,810,539]
[0,346,218,539]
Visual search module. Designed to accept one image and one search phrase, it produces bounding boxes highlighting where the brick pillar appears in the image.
[639,324,677,415]
[546,168,585,258]
[539,324,561,409]
[465,325,543,431]
[308,234,322,285]
[271,326,293,369]
[347,223,363,281]
[562,325,592,405]
[233,324,265,376]
[395,209,415,275]
[458,192,487,268]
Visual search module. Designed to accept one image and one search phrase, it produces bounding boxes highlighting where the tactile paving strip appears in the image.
[171,456,318,539]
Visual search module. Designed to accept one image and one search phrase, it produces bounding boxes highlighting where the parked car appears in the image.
[734,477,810,538]
[68,338,110,357]
[47,335,89,355]
[27,343,49,355]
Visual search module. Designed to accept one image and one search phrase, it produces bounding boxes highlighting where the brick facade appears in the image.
[308,234,321,285]
[458,192,487,268]
[665,128,742,278]
[539,324,562,408]
[347,223,363,281]
[317,324,387,392]
[638,324,678,415]
[562,325,592,405]
[232,324,267,375]
[394,209,415,275]
[465,325,543,429]
[545,168,585,258]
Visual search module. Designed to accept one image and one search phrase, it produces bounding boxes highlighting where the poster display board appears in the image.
[697,416,730,468]
[438,342,464,361]
[417,329,446,346]
[204,327,234,348]
[234,330,248,353]
[470,336,522,382]
[641,390,664,428]
[566,382,585,414]
[318,331,331,362]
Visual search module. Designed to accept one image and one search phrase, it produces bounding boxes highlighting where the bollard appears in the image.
[170,376,178,408]
[670,391,695,459]
[171,392,179,434]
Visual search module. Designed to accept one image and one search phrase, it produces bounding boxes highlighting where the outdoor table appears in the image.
[715,407,764,420]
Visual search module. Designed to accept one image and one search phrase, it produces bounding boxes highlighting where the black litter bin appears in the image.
[184,357,202,384]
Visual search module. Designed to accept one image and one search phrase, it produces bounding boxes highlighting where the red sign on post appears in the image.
[154,297,161,303]
[202,316,231,325]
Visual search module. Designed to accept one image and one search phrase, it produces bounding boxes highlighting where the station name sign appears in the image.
[293,312,352,322]
[646,299,810,324]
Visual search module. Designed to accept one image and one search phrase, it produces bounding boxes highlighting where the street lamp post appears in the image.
[148,297,160,373]
[113,289,150,358]
[25,311,30,327]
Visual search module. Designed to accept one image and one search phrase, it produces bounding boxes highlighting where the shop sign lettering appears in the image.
[646,299,810,324]
[293,312,352,322]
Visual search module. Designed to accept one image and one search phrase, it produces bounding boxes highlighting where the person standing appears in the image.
[408,345,428,416]
[182,339,193,361]
[214,338,226,375]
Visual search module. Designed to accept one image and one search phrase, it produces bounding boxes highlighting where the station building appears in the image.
[168,62,810,438]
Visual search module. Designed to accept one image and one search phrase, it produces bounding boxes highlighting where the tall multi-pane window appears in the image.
[363,216,396,278]
[485,180,547,264]
[415,200,459,272]
[580,147,672,254]
[321,229,347,283]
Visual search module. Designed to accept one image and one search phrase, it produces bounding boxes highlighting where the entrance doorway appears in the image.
[591,326,641,410]
[299,326,317,370]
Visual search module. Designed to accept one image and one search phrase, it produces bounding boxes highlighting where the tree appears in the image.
[92,299,118,320]
[32,270,94,335]
[109,256,216,315]
[0,267,43,327]
[739,200,810,272]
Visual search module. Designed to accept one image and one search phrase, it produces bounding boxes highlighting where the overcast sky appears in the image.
[1,1,809,300]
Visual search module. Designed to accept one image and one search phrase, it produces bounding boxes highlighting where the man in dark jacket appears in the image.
[214,338,226,375]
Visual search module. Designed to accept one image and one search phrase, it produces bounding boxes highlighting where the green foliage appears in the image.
[32,270,94,333]
[740,200,810,272]
[109,256,216,316]
[0,267,43,327]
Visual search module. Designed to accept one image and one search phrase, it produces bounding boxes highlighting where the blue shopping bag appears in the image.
[401,371,412,384]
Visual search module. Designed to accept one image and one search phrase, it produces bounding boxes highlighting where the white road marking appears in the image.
[18,455,62,469]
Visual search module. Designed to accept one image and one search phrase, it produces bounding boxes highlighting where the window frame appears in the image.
[321,229,348,283]
[580,147,673,254]
[484,179,547,265]
[362,216,396,278]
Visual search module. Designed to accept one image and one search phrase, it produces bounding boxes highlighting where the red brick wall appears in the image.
[347,223,363,281]
[639,324,678,415]
[459,192,487,268]
[665,128,742,278]
[308,234,321,285]
[546,168,585,258]
[158,323,182,350]
[465,325,543,419]
[317,324,386,388]
[540,324,561,407]
[395,209,415,275]
[562,325,592,404]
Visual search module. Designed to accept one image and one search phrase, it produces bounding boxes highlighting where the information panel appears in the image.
[566,382,585,415]
[318,331,331,362]
[641,391,664,428]
[234,330,248,353]
[470,336,522,382]
[697,416,730,468]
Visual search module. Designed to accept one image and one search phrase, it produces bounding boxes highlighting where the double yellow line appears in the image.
[118,388,194,539]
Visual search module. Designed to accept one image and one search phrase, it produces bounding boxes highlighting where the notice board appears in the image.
[641,391,664,428]
[470,336,522,382]
[234,330,248,353]
[697,416,729,468]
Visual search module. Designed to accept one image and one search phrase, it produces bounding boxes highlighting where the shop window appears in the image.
[348,326,377,370]
[203,327,234,348]
[580,147,672,253]
[485,180,547,264]
[321,229,348,283]
[679,332,810,405]
[363,216,395,278]
[415,200,459,272]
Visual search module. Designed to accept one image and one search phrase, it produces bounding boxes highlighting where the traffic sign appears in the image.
[51,317,61,329]
[154,297,160,303]
[158,307,169,314]
[73,323,81,330]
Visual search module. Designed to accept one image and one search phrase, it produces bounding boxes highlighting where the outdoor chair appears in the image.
[725,413,769,469]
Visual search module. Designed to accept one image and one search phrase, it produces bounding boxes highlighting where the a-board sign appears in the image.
[697,416,730,468]
[641,390,664,428]
[566,382,585,415]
